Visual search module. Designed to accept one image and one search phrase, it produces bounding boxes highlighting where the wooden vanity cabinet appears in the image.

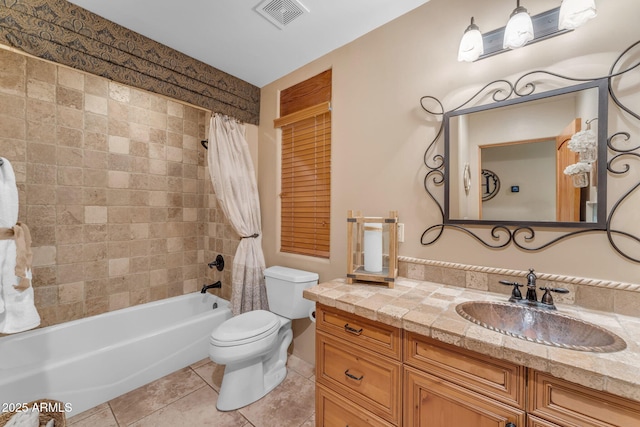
[527,415,563,427]
[404,332,525,427]
[316,384,395,427]
[405,331,526,409]
[315,303,402,359]
[314,304,640,427]
[315,304,403,426]
[404,366,526,426]
[528,370,640,427]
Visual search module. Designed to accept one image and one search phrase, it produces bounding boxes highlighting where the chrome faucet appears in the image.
[499,268,569,310]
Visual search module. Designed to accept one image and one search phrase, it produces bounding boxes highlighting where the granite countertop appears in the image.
[303,276,640,402]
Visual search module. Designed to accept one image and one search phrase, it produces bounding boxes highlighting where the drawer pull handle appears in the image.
[505,423,516,427]
[344,324,363,335]
[344,369,364,381]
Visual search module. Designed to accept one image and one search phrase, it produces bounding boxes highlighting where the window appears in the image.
[274,70,332,258]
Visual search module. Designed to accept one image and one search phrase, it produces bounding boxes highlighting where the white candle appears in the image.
[364,223,383,272]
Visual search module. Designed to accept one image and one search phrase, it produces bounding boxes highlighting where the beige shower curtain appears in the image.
[207,114,268,315]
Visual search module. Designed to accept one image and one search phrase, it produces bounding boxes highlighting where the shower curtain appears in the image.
[207,114,269,315]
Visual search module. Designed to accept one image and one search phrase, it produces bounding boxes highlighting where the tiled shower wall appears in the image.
[0,47,235,328]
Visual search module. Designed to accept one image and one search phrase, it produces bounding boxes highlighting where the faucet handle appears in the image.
[499,280,523,300]
[539,287,569,307]
[540,287,569,293]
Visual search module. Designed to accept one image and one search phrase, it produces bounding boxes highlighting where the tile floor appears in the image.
[67,355,316,427]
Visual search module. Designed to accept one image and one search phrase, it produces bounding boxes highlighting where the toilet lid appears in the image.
[210,310,280,346]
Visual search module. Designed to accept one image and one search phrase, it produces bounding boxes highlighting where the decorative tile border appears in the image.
[398,256,640,316]
[399,256,640,291]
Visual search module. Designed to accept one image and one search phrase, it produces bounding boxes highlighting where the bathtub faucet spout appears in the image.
[201,281,222,293]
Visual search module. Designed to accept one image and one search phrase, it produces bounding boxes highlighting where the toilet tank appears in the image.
[264,266,319,319]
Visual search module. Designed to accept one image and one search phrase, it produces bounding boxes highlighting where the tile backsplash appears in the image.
[398,256,640,317]
[0,47,235,328]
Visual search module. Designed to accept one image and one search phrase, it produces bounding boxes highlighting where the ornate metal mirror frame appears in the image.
[420,40,640,262]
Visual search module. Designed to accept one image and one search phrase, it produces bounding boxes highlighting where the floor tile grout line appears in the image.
[120,383,211,427]
[299,412,315,427]
[189,364,220,392]
[109,366,212,427]
[186,366,254,425]
[106,402,123,427]
[70,357,316,427]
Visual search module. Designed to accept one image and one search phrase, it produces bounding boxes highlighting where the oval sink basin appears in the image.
[456,301,626,352]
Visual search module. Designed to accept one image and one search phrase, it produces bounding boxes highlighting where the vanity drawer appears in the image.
[527,414,563,427]
[316,331,402,425]
[316,384,395,427]
[405,332,525,409]
[528,370,640,427]
[315,303,401,360]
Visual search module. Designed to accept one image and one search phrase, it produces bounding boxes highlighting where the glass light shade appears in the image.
[559,0,597,30]
[458,19,484,62]
[503,8,534,49]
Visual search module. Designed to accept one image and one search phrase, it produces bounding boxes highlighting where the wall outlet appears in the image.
[398,223,405,243]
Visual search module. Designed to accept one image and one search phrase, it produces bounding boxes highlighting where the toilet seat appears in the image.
[210,310,280,347]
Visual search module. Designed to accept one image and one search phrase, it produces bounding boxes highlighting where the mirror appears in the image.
[444,79,608,228]
[421,42,640,261]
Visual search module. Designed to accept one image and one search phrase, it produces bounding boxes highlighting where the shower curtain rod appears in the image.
[201,140,208,150]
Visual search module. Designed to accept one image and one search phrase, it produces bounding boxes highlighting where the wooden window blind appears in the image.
[275,101,331,258]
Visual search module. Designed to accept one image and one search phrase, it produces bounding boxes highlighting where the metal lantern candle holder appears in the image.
[346,210,398,287]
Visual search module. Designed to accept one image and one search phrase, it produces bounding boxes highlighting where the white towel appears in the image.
[0,157,40,333]
[5,407,40,427]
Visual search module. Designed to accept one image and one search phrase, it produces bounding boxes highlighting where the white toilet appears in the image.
[209,266,318,411]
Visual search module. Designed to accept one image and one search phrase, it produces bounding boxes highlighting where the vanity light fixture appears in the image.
[503,0,534,49]
[458,1,597,62]
[457,17,484,62]
[558,0,597,30]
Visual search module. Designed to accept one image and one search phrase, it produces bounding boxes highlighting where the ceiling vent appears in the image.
[255,0,309,30]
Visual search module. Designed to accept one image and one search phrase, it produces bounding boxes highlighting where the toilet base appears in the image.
[215,326,293,411]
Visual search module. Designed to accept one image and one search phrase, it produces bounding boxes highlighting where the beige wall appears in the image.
[0,46,253,328]
[3,0,637,365]
[259,0,640,363]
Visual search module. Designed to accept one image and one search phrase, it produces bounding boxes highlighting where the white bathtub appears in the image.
[0,293,231,416]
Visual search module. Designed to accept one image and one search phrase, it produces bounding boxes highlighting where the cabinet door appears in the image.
[528,370,640,427]
[405,332,525,409]
[404,366,525,427]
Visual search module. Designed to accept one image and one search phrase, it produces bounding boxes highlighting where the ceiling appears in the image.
[66,0,431,88]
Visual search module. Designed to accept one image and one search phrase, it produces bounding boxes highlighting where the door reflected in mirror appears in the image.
[445,79,607,228]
